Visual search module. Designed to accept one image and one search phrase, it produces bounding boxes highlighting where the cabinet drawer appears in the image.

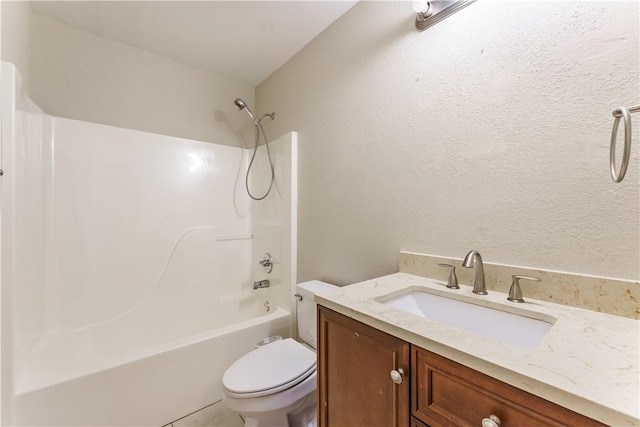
[412,416,429,427]
[412,346,605,427]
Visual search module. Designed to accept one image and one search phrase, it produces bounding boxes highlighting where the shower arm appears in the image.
[253,112,276,125]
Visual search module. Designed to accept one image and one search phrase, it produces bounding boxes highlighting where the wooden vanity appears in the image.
[318,306,606,427]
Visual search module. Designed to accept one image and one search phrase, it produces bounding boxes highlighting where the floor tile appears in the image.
[173,401,243,427]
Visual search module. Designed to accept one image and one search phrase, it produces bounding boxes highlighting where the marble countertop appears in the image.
[315,273,640,426]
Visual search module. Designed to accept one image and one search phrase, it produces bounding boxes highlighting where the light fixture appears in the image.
[412,0,477,31]
[413,0,434,21]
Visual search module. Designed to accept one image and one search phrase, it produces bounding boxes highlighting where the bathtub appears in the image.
[14,306,291,426]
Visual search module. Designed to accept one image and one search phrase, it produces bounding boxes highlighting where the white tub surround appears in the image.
[400,251,640,319]
[315,273,640,426]
[2,62,298,426]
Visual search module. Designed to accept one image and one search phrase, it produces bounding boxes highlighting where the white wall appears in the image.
[256,1,640,285]
[0,1,33,96]
[31,13,255,146]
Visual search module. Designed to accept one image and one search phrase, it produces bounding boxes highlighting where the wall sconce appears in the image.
[412,0,476,31]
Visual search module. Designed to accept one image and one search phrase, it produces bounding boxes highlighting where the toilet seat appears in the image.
[223,338,316,398]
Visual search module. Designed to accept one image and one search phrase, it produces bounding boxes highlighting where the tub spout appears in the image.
[253,279,270,290]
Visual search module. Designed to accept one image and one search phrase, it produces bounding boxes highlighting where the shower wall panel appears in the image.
[1,61,260,385]
[45,118,252,334]
[249,132,298,312]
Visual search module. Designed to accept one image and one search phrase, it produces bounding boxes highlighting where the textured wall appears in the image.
[256,1,640,285]
[31,14,255,146]
[1,1,33,96]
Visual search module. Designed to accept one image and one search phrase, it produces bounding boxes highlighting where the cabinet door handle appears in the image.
[390,369,404,384]
[481,415,501,427]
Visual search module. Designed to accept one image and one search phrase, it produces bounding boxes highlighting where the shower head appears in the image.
[234,98,256,121]
[233,98,248,110]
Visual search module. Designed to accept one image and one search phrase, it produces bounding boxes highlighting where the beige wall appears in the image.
[1,1,33,96]
[256,1,640,285]
[31,14,255,146]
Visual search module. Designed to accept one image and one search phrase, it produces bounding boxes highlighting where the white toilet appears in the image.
[222,280,337,427]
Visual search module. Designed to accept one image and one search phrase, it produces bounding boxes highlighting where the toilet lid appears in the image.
[223,338,316,396]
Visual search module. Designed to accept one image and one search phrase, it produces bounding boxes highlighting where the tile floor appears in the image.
[163,400,244,427]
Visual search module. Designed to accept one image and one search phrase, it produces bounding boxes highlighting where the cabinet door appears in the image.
[318,306,410,427]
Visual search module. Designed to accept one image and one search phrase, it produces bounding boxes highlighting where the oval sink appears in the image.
[380,291,554,349]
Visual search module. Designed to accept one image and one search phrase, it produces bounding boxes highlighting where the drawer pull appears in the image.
[481,415,501,427]
[390,369,404,384]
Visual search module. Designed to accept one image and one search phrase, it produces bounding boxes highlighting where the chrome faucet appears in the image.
[462,250,487,295]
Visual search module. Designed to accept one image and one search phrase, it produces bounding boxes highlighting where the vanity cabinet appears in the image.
[318,306,605,427]
[317,306,410,427]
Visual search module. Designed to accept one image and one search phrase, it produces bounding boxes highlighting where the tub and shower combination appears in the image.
[1,62,297,426]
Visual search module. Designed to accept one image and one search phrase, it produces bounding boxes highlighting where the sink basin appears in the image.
[379,291,554,349]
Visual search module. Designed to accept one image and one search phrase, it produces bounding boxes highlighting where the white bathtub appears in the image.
[14,306,291,426]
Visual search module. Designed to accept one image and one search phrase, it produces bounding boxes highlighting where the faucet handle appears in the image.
[507,275,541,303]
[438,264,460,289]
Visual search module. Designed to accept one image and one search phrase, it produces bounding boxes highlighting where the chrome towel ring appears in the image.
[610,104,640,182]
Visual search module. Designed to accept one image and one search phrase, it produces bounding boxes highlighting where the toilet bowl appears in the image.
[222,280,337,427]
[223,338,317,426]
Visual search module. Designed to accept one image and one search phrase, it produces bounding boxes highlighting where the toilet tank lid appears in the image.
[296,280,337,298]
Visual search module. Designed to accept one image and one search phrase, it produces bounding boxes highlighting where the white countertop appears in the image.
[315,273,640,426]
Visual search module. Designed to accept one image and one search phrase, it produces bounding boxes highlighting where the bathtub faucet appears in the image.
[253,279,270,290]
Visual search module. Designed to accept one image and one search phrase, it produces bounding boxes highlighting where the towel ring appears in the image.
[610,104,639,183]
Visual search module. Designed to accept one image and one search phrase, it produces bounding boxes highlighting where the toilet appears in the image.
[222,280,337,427]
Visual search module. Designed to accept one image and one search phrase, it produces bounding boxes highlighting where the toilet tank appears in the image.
[296,280,337,349]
